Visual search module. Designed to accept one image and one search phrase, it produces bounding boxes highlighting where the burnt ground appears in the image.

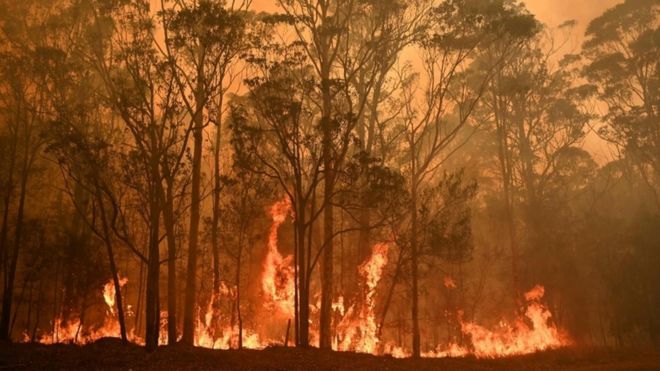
[0,339,658,370]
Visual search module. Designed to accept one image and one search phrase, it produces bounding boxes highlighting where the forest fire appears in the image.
[26,278,129,345]
[262,198,296,318]
[25,201,569,359]
[335,243,389,354]
[2,0,657,369]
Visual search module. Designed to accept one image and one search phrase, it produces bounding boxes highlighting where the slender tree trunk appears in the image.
[182,71,206,345]
[411,176,421,357]
[319,70,334,350]
[145,154,162,351]
[494,91,520,303]
[0,128,16,285]
[96,188,128,343]
[235,224,243,349]
[211,93,224,334]
[295,201,309,347]
[0,147,29,341]
[160,178,178,345]
[145,192,161,351]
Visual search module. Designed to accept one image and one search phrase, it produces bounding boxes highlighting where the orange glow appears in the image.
[459,285,569,358]
[26,202,570,359]
[335,243,389,354]
[29,277,131,344]
[261,198,295,318]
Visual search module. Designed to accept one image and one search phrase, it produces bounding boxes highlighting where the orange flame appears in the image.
[30,277,132,344]
[459,285,569,358]
[24,200,571,360]
[422,285,569,358]
[261,198,295,318]
[103,276,128,316]
[335,243,389,354]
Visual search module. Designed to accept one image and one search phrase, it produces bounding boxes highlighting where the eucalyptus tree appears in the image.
[158,0,251,344]
[0,0,58,340]
[399,0,538,357]
[78,0,187,350]
[582,0,659,205]
[232,23,325,346]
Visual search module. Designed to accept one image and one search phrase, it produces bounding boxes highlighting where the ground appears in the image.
[1,339,659,370]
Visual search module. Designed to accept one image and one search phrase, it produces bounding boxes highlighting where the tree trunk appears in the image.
[493,90,520,303]
[96,188,128,343]
[145,190,161,352]
[182,75,205,345]
[236,225,243,349]
[145,151,162,351]
[160,178,178,345]
[319,71,334,350]
[211,93,224,335]
[411,177,421,357]
[0,147,29,341]
[295,201,309,347]
[0,126,16,286]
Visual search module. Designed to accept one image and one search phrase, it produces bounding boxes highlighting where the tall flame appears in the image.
[335,243,389,354]
[261,198,295,318]
[25,200,571,360]
[103,276,128,315]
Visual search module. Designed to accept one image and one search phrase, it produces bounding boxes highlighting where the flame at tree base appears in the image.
[23,200,570,359]
[421,285,570,359]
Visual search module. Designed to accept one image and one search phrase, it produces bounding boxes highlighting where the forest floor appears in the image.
[0,339,659,370]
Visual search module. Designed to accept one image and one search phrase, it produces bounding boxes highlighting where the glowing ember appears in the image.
[443,276,456,289]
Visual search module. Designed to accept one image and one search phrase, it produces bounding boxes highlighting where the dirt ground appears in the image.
[1,339,659,370]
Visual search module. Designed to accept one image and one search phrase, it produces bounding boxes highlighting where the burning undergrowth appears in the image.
[23,200,570,358]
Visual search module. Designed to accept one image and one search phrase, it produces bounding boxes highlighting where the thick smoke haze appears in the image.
[0,0,657,367]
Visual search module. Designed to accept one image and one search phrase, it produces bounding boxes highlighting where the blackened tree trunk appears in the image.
[210,93,224,334]
[159,177,178,345]
[96,188,128,343]
[295,199,309,347]
[182,68,205,345]
[320,73,334,350]
[410,174,420,357]
[145,188,161,352]
[0,138,30,341]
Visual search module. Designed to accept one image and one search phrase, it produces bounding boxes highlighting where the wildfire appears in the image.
[28,277,129,344]
[335,243,389,354]
[261,198,296,318]
[23,200,571,360]
[457,285,569,358]
[103,276,128,315]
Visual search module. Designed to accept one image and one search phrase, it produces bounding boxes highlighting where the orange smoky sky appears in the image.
[247,0,621,163]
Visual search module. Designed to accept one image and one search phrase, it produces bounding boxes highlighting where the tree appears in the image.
[159,0,250,344]
[400,0,538,356]
[582,0,659,203]
[0,3,53,339]
[233,28,325,345]
[79,0,186,350]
